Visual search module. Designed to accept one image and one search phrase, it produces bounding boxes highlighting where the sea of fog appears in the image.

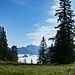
[18,54,38,64]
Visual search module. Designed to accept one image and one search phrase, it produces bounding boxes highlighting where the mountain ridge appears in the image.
[17,44,39,55]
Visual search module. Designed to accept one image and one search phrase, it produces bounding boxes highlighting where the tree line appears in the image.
[0,26,18,62]
[38,0,75,64]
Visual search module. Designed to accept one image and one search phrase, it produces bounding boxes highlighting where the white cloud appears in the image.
[34,23,41,27]
[51,0,59,15]
[45,17,57,24]
[45,0,59,25]
[27,0,75,47]
[27,0,59,46]
[27,25,56,46]
[48,0,59,15]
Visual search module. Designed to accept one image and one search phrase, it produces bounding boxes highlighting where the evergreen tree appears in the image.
[52,0,75,64]
[47,44,54,64]
[31,58,33,64]
[24,58,27,63]
[0,26,10,61]
[11,46,18,62]
[38,37,47,64]
[8,48,12,61]
[0,26,2,60]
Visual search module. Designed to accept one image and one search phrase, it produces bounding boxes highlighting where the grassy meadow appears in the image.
[0,61,75,75]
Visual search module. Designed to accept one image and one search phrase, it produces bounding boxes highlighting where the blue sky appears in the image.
[0,0,75,47]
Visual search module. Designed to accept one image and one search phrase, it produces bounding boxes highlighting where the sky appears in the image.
[0,0,75,47]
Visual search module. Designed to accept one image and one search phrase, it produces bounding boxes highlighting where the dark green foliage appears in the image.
[11,46,18,62]
[0,26,10,61]
[47,47,51,64]
[0,26,18,62]
[31,58,33,64]
[38,37,47,64]
[52,0,75,64]
[47,44,55,64]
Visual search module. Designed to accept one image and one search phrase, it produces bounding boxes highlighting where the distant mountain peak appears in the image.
[18,44,39,55]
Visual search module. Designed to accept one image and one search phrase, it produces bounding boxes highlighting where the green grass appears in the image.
[0,61,75,75]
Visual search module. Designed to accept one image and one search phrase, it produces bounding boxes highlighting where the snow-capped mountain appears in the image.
[18,44,39,55]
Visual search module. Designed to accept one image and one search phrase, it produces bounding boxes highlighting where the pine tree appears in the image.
[11,46,18,62]
[0,26,2,60]
[52,0,75,64]
[0,26,10,61]
[47,44,54,64]
[24,58,27,63]
[38,37,47,64]
[8,48,12,61]
[31,58,33,64]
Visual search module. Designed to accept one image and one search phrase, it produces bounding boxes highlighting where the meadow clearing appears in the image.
[0,61,75,75]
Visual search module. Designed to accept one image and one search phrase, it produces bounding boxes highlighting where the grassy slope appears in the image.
[0,61,75,75]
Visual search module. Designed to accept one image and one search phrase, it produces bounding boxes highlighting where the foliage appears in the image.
[47,44,55,64]
[31,58,33,64]
[51,0,75,64]
[0,26,18,62]
[0,26,10,61]
[38,37,47,64]
[11,46,18,62]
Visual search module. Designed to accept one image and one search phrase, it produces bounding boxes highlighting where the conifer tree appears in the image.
[38,37,47,64]
[11,46,18,62]
[52,0,75,64]
[47,44,54,64]
[31,58,33,64]
[24,58,27,63]
[0,26,10,61]
[0,26,2,60]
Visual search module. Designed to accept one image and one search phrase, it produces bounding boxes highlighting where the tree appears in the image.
[31,58,33,64]
[38,37,47,64]
[11,46,18,62]
[24,58,27,63]
[47,44,54,64]
[52,0,75,64]
[0,26,10,61]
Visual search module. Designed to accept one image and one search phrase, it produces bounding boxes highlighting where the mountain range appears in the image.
[18,44,39,55]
